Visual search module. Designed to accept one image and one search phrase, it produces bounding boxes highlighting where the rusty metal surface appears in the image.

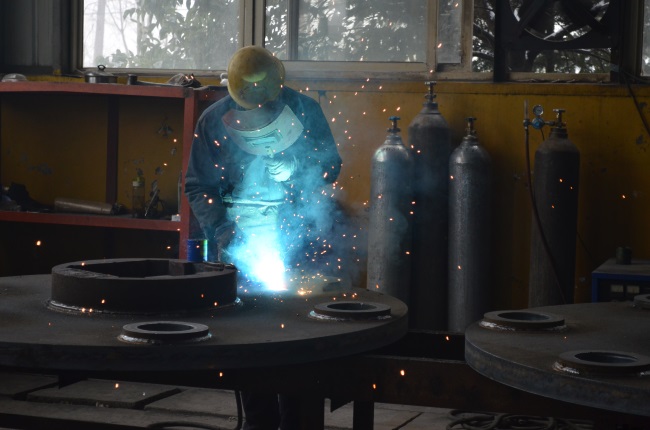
[0,274,407,372]
[465,302,650,417]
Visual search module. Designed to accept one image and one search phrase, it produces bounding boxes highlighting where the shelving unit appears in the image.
[0,81,225,267]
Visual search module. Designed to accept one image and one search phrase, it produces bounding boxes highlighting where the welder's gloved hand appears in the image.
[264,155,297,182]
[213,223,234,263]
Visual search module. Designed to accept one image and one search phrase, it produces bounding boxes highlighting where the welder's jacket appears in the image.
[185,87,342,261]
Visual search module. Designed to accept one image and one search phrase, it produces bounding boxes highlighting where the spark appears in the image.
[35,240,42,246]
[400,369,406,376]
[115,383,120,389]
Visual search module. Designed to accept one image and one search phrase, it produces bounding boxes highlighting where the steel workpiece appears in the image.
[0,273,408,372]
[465,301,650,417]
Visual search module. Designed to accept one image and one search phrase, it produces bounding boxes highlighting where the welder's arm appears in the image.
[184,124,230,246]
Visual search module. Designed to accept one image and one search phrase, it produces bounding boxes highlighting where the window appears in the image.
[643,0,650,76]
[264,0,429,62]
[82,0,471,77]
[80,0,624,81]
[82,0,240,70]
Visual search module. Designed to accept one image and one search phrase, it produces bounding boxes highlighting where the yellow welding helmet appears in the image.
[227,46,285,110]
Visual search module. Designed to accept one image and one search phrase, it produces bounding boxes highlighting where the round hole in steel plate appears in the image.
[312,301,391,320]
[481,310,565,330]
[575,351,638,364]
[136,322,196,332]
[556,350,650,375]
[497,311,551,321]
[119,321,210,344]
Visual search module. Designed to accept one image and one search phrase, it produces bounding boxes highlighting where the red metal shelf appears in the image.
[0,82,225,261]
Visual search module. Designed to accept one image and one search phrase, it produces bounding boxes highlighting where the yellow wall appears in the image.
[1,93,185,214]
[3,78,650,309]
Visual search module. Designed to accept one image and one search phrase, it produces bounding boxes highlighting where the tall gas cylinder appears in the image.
[408,81,452,329]
[528,108,580,307]
[367,117,413,303]
[448,118,492,332]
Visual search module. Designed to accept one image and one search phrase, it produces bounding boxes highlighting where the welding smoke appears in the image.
[225,152,355,293]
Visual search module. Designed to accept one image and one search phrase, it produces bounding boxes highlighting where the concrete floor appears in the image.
[0,371,456,429]
[0,371,601,430]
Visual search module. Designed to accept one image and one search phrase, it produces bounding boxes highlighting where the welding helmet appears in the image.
[227,46,285,110]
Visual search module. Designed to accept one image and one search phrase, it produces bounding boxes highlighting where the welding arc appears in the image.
[147,390,243,430]
[524,122,567,305]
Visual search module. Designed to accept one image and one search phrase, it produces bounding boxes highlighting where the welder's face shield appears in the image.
[222,100,304,157]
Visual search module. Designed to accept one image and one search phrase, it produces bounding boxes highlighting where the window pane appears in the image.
[643,0,650,75]
[473,0,495,72]
[83,0,240,70]
[437,0,463,64]
[265,0,427,62]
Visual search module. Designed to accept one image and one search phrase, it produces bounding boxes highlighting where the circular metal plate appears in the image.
[480,310,565,331]
[119,321,211,344]
[0,275,408,371]
[312,301,391,320]
[49,259,238,315]
[633,294,650,310]
[466,302,650,417]
[555,350,650,376]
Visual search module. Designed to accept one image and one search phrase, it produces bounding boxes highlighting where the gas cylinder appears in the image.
[367,117,413,303]
[528,108,579,307]
[448,118,492,332]
[408,81,452,329]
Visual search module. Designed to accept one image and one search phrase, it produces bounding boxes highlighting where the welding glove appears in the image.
[264,155,297,182]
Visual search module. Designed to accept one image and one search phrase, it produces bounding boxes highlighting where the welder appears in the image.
[185,46,342,430]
